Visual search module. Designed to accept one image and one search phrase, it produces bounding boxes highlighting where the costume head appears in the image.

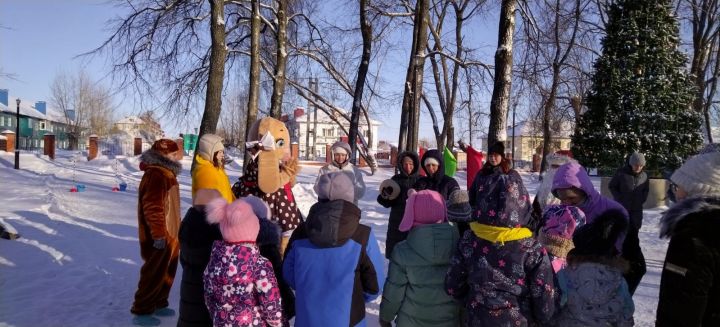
[247,117,293,194]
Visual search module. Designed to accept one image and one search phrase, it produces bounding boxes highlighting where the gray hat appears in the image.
[629,152,646,166]
[446,189,472,222]
[314,171,355,203]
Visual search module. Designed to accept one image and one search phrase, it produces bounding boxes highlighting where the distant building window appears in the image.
[39,121,47,130]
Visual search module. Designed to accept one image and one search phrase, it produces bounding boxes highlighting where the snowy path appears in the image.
[0,152,666,326]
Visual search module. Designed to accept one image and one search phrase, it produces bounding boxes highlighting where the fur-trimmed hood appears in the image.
[660,195,720,238]
[140,149,182,176]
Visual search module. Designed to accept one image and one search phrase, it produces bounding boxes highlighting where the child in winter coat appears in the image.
[538,205,586,272]
[445,159,558,327]
[203,197,283,327]
[554,209,634,327]
[379,189,461,327]
[284,171,385,327]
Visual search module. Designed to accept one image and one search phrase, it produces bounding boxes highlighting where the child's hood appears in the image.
[562,262,626,304]
[305,199,361,248]
[404,223,459,265]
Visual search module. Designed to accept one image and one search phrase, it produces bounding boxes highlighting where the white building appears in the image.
[113,115,164,141]
[480,120,574,164]
[292,109,381,160]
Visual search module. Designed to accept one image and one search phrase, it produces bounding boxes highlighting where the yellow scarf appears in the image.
[470,222,532,245]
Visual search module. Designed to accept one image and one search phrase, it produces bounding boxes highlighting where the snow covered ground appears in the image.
[0,150,668,326]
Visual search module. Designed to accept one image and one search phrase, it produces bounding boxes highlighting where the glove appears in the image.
[379,319,392,327]
[381,187,393,199]
[153,238,166,250]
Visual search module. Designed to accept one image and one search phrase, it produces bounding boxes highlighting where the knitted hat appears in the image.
[671,151,720,197]
[243,195,271,220]
[206,197,260,243]
[488,141,505,156]
[314,171,355,203]
[197,133,225,161]
[629,152,646,166]
[151,139,180,155]
[541,205,586,239]
[571,209,627,257]
[331,141,351,155]
[423,157,440,167]
[399,189,447,232]
[379,179,401,200]
[446,189,472,222]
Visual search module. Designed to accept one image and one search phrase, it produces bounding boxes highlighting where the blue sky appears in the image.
[0,0,499,144]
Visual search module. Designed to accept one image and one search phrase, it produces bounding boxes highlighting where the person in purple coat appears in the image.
[551,162,645,294]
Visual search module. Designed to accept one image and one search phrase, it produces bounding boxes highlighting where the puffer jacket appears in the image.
[380,223,461,327]
[657,196,720,327]
[191,154,234,203]
[377,151,420,258]
[283,199,385,327]
[553,256,634,327]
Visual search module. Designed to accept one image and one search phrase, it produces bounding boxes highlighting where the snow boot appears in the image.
[132,315,161,326]
[153,307,176,317]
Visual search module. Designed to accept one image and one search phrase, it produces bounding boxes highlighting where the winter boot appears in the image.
[153,307,176,317]
[132,315,161,326]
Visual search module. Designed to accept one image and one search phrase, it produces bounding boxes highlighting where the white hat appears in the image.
[671,151,720,197]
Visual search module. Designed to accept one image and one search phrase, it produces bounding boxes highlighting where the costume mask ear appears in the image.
[256,117,291,194]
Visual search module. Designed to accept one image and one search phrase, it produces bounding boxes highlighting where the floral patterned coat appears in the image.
[203,241,283,327]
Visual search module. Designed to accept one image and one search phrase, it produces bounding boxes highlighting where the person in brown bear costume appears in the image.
[130,139,183,326]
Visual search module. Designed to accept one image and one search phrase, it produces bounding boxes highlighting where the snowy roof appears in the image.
[115,116,143,125]
[0,97,68,124]
[0,134,5,140]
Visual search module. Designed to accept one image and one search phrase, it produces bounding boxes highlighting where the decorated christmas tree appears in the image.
[572,0,702,173]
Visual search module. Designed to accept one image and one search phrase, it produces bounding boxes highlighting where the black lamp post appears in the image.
[14,98,20,169]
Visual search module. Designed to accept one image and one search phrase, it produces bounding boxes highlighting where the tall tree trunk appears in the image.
[398,0,429,153]
[269,0,288,119]
[348,0,372,164]
[487,0,516,149]
[244,0,261,164]
[194,0,226,171]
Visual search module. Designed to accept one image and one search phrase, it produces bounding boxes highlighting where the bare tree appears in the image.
[398,0,430,153]
[487,0,517,148]
[50,71,115,149]
[218,88,249,146]
[269,0,289,118]
[682,0,720,142]
[348,0,373,164]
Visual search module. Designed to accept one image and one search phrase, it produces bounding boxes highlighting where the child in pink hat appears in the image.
[538,204,586,272]
[203,197,283,327]
[379,190,461,327]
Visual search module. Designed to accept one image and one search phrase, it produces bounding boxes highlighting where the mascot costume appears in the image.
[233,117,302,254]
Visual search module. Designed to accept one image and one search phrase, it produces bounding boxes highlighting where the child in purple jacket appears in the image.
[203,197,283,327]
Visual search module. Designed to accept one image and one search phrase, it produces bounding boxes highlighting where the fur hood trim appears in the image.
[140,149,182,176]
[660,195,720,238]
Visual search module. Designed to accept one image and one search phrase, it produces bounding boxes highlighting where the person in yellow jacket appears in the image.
[192,134,234,203]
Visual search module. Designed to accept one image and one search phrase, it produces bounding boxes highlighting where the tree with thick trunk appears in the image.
[487,0,517,149]
[269,0,289,119]
[348,0,373,164]
[244,0,261,164]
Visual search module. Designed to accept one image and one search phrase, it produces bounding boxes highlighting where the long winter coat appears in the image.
[446,168,557,327]
[380,223,461,327]
[657,196,720,327]
[553,256,634,327]
[191,154,234,203]
[178,206,223,327]
[414,149,460,201]
[203,242,283,327]
[609,165,649,229]
[376,151,420,258]
[283,199,385,327]
[317,143,367,204]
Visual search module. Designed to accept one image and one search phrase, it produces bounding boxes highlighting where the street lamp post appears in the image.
[14,98,20,169]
